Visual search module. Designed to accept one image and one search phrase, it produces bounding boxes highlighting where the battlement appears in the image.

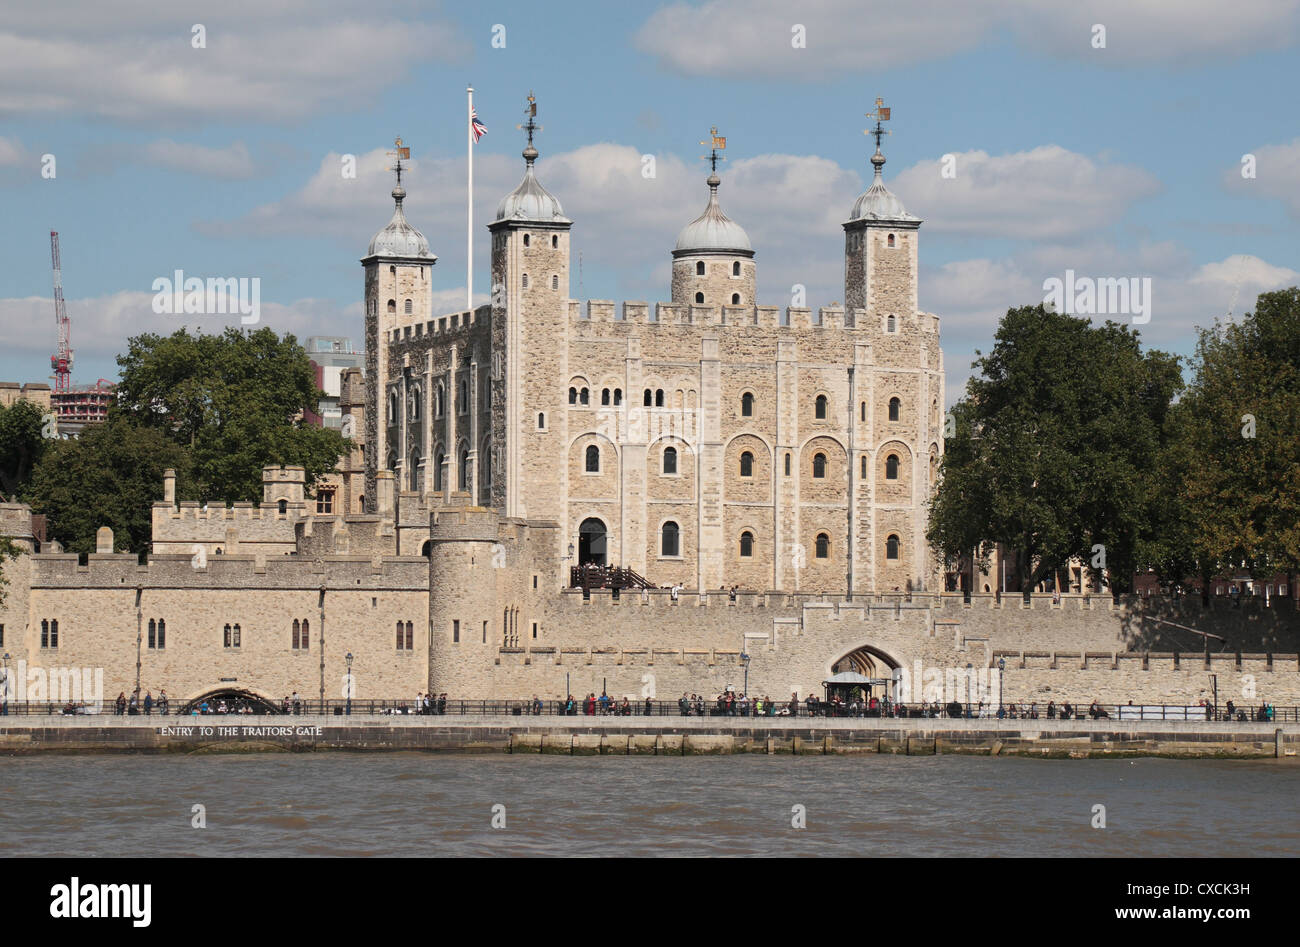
[429,505,502,543]
[386,304,492,346]
[29,552,429,589]
[568,299,939,333]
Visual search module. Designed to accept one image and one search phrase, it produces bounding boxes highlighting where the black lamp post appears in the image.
[1210,673,1218,721]
[741,651,751,697]
[345,652,353,716]
[1,652,8,715]
[997,657,1005,714]
[966,662,973,717]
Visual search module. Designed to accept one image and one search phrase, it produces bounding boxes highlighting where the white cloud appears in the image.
[894,147,1161,239]
[1223,138,1300,219]
[635,0,1300,77]
[0,2,464,122]
[0,136,26,166]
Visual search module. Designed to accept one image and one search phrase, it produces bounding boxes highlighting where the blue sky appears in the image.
[2,0,1298,401]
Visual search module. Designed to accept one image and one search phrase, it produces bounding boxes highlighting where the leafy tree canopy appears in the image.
[0,399,50,502]
[928,304,1182,593]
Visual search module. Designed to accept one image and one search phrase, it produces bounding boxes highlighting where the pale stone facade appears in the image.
[5,118,1298,709]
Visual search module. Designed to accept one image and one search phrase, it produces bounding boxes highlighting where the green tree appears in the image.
[1163,288,1300,596]
[24,418,193,555]
[928,305,1182,593]
[0,399,50,502]
[113,327,348,503]
[0,536,17,608]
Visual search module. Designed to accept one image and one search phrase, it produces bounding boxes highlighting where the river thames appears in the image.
[4,754,1298,857]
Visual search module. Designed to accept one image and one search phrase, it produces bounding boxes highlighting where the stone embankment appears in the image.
[0,716,1296,759]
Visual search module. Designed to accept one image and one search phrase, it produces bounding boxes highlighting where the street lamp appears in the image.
[741,651,751,697]
[345,652,354,716]
[965,662,973,718]
[997,657,1005,715]
[1210,673,1218,721]
[1,652,9,716]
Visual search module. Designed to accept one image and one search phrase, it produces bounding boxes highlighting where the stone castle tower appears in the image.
[363,100,943,594]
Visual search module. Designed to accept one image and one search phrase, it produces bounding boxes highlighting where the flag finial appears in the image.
[864,98,891,178]
[699,125,727,174]
[387,136,411,196]
[516,91,542,164]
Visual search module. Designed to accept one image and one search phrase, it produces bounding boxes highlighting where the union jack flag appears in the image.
[471,108,487,143]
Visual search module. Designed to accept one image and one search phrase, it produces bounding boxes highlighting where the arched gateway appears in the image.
[827,645,901,701]
[181,688,281,715]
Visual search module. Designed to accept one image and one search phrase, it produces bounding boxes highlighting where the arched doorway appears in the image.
[578,518,607,566]
[828,645,901,703]
[182,688,281,715]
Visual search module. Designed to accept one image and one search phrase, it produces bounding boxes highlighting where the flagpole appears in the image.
[467,84,473,312]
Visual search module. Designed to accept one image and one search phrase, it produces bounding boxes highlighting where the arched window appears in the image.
[613,389,622,405]
[886,454,900,479]
[409,389,421,420]
[459,449,469,490]
[552,235,558,248]
[661,521,680,557]
[887,314,896,333]
[148,619,156,649]
[580,388,589,405]
[387,299,396,313]
[655,389,665,407]
[404,299,412,314]
[277,499,288,514]
[585,445,600,473]
[459,379,467,413]
[156,619,165,649]
[732,261,740,276]
[741,392,754,417]
[663,446,677,475]
[552,274,559,290]
[390,265,396,276]
[405,621,414,650]
[739,451,753,477]
[396,620,405,649]
[601,388,610,405]
[815,395,827,419]
[815,533,830,559]
[537,413,545,429]
[888,397,900,422]
[522,274,529,289]
[740,531,754,557]
[293,619,300,649]
[436,385,444,416]
[861,402,866,422]
[569,387,577,405]
[694,292,704,304]
[887,233,896,248]
[731,293,740,305]
[784,453,791,476]
[223,623,232,648]
[434,453,445,492]
[389,391,398,418]
[696,261,705,276]
[886,534,900,559]
[523,234,530,247]
[861,456,867,478]
[813,453,827,478]
[644,389,652,407]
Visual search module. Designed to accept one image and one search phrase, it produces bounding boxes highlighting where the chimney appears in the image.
[163,469,176,505]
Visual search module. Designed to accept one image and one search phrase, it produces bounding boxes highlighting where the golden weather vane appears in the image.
[864,98,891,152]
[387,136,411,184]
[517,91,542,146]
[700,125,727,172]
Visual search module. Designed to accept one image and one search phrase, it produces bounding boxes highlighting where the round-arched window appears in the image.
[741,392,754,417]
[886,534,900,559]
[740,531,754,558]
[585,445,600,473]
[886,454,900,479]
[815,395,827,419]
[888,397,901,422]
[813,453,827,478]
[815,533,829,559]
[663,446,678,475]
[739,451,753,477]
[661,521,680,557]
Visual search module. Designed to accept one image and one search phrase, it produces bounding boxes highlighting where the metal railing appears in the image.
[0,698,1293,723]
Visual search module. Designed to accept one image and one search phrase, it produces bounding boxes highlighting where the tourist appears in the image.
[533,695,543,715]
[115,692,127,715]
[643,696,653,716]
[1046,700,1056,719]
[670,583,682,602]
[679,693,691,716]
[292,691,301,715]
[1029,701,1038,720]
[621,697,632,716]
[128,691,139,715]
[729,586,737,603]
[158,689,169,715]
[144,691,153,716]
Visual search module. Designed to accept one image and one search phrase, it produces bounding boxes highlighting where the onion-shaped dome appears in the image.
[496,144,569,222]
[674,172,752,255]
[368,184,435,258]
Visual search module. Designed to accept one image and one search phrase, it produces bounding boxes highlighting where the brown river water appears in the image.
[2,754,1297,857]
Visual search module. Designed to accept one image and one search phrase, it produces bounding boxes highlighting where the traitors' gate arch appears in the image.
[830,643,902,680]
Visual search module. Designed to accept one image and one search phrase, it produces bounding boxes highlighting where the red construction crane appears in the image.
[49,230,73,393]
